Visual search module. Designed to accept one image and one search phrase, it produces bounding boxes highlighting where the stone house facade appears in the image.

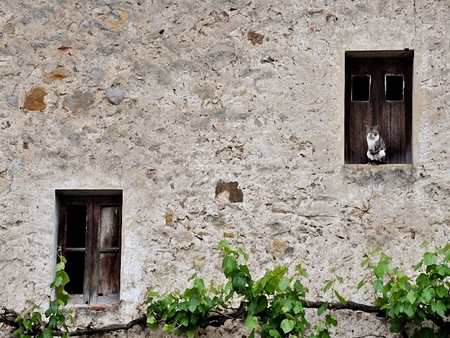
[0,0,449,336]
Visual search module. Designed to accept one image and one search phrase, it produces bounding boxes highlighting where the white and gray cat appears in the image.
[365,124,386,163]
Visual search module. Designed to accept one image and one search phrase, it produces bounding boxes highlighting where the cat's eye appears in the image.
[351,75,371,102]
[385,74,404,101]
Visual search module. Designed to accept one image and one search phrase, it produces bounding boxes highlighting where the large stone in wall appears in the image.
[64,90,95,110]
[43,66,70,84]
[23,87,47,111]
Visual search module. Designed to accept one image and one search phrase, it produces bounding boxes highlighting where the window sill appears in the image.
[343,164,416,186]
[67,294,120,307]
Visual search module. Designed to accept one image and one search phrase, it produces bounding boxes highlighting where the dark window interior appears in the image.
[66,205,86,248]
[351,75,371,101]
[385,75,404,101]
[65,252,85,294]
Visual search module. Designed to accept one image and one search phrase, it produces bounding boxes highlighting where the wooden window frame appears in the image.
[56,190,122,305]
[345,50,414,164]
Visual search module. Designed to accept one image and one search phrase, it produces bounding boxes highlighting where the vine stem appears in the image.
[1,300,385,336]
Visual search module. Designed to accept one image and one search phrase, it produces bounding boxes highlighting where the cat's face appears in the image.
[366,125,379,140]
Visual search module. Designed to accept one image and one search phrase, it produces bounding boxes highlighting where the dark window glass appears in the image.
[385,74,404,101]
[351,75,371,102]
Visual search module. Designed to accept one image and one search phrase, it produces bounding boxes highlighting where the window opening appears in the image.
[345,50,413,164]
[385,74,404,101]
[351,75,371,102]
[56,190,122,305]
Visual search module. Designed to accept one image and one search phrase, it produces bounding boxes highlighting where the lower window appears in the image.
[56,190,122,305]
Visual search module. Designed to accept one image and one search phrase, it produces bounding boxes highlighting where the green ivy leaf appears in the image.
[163,324,174,333]
[269,329,281,338]
[222,256,238,278]
[416,273,430,290]
[55,261,65,272]
[147,316,159,331]
[292,300,303,315]
[437,264,450,277]
[323,280,333,293]
[432,300,446,318]
[413,260,423,271]
[423,252,438,266]
[325,314,338,326]
[245,315,259,332]
[374,260,389,279]
[435,285,448,298]
[406,291,417,304]
[404,304,414,318]
[279,276,291,292]
[360,257,370,267]
[188,296,200,313]
[41,327,53,338]
[380,252,392,261]
[421,288,435,303]
[185,327,197,338]
[257,295,268,313]
[295,264,308,278]
[48,315,57,327]
[50,276,63,288]
[318,302,329,316]
[194,278,205,292]
[238,248,249,261]
[57,270,70,287]
[280,319,295,334]
[357,279,365,290]
[218,240,230,251]
[232,272,247,292]
[334,290,346,305]
[419,241,428,249]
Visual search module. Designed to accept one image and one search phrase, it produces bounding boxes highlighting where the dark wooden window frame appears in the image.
[345,50,414,164]
[56,190,122,305]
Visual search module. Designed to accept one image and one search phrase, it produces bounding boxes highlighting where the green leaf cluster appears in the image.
[13,248,73,338]
[145,240,340,338]
[361,242,450,337]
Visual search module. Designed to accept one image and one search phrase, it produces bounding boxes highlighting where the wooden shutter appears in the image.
[57,192,122,304]
[345,51,413,164]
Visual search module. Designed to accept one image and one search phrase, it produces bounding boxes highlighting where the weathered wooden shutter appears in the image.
[57,192,122,304]
[95,196,122,304]
[345,51,413,164]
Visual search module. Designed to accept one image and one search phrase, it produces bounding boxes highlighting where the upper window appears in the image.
[345,50,413,164]
[56,190,122,305]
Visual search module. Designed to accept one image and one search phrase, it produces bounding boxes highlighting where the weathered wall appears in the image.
[1,0,450,336]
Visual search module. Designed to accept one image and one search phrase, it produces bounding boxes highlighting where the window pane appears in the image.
[351,75,371,101]
[65,252,85,294]
[385,74,404,101]
[98,252,120,296]
[66,205,87,248]
[99,206,120,248]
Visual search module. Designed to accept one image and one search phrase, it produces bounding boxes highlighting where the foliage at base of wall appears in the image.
[8,249,73,338]
[2,241,450,338]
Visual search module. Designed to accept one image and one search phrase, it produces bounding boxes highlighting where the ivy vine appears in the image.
[359,241,450,337]
[146,240,341,338]
[3,241,450,338]
[11,248,73,338]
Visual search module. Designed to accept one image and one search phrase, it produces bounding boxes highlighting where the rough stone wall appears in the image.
[1,0,450,337]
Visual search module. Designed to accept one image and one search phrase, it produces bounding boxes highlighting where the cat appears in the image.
[365,124,386,163]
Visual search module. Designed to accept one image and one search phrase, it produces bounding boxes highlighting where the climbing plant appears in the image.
[359,242,450,337]
[4,241,450,338]
[12,248,73,338]
[145,240,341,338]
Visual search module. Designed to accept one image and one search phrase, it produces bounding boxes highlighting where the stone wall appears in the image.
[1,0,450,336]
